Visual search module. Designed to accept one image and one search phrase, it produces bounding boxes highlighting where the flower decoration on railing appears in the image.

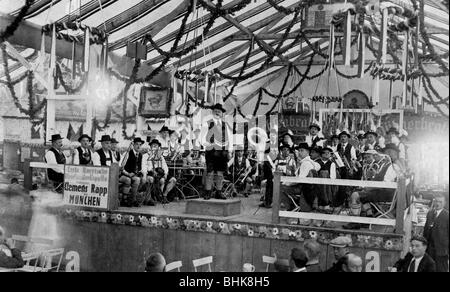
[310,96,343,103]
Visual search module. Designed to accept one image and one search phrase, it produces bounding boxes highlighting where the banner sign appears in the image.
[63,165,110,209]
[280,113,311,138]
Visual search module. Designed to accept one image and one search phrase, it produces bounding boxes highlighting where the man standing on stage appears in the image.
[44,134,66,193]
[201,103,232,200]
[156,126,172,157]
[423,194,449,272]
[92,135,115,166]
[119,137,145,207]
[73,134,93,166]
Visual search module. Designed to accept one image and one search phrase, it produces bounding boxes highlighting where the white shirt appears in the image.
[142,153,168,178]
[409,256,424,272]
[305,134,325,148]
[92,149,115,167]
[436,209,443,218]
[72,147,93,165]
[383,164,398,182]
[296,156,321,178]
[44,148,65,173]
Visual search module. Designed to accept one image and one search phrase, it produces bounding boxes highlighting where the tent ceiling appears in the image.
[1,0,449,87]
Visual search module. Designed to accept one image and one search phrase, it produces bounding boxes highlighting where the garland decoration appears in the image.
[1,45,47,118]
[267,0,316,15]
[198,0,252,16]
[265,63,293,115]
[135,0,198,84]
[55,63,88,94]
[0,0,34,43]
[214,8,301,82]
[41,22,107,45]
[310,96,343,103]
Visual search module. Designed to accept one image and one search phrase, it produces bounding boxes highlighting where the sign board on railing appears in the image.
[63,165,111,209]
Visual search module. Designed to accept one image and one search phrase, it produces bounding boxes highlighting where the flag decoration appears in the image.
[357,29,366,79]
[343,10,352,66]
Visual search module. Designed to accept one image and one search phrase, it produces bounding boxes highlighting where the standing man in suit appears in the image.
[305,124,325,148]
[92,135,115,166]
[392,236,436,272]
[119,137,145,207]
[44,134,66,193]
[423,194,449,272]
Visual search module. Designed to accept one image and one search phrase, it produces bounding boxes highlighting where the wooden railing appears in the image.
[272,172,407,234]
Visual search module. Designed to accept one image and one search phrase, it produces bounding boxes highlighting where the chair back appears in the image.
[262,255,277,272]
[192,256,213,272]
[11,235,54,252]
[42,248,65,272]
[21,252,41,272]
[165,261,182,272]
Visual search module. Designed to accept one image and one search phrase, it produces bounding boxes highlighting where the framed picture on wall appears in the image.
[139,86,172,118]
[343,89,371,109]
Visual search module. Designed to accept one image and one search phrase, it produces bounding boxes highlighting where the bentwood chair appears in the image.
[41,248,65,272]
[192,256,213,272]
[165,261,183,272]
[16,252,45,272]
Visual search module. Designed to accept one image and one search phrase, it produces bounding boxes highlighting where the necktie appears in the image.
[408,259,416,272]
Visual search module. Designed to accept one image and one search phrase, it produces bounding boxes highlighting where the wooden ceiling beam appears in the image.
[58,0,119,24]
[109,0,190,51]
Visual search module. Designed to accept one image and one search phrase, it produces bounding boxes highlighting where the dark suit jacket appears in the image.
[394,252,436,272]
[0,247,24,269]
[424,209,449,256]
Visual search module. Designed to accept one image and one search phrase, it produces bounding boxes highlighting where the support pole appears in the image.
[395,177,407,235]
[272,172,281,224]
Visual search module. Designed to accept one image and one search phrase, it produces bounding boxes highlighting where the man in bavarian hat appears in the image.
[201,103,232,200]
[111,138,122,165]
[325,236,352,272]
[305,123,325,148]
[73,134,93,165]
[156,126,172,156]
[363,130,381,152]
[387,127,406,161]
[92,135,115,166]
[44,134,66,193]
[119,137,145,207]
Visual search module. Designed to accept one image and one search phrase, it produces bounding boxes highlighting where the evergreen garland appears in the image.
[0,0,34,43]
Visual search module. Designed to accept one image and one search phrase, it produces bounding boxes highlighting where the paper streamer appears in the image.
[343,10,352,66]
[379,8,388,64]
[50,24,56,80]
[204,73,209,103]
[329,24,335,70]
[402,31,409,108]
[83,28,90,73]
[358,30,366,78]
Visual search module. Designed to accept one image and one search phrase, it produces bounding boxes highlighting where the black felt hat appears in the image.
[49,134,63,142]
[295,143,310,151]
[309,123,321,131]
[111,138,119,144]
[133,137,145,144]
[78,134,92,143]
[149,139,161,147]
[159,126,171,133]
[387,127,400,136]
[364,131,378,138]
[99,135,112,142]
[321,147,334,154]
[338,131,351,139]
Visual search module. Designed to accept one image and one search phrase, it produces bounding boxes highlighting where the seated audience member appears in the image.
[345,144,404,229]
[316,147,338,212]
[327,135,340,153]
[363,131,381,152]
[387,127,406,162]
[342,254,363,272]
[145,252,166,272]
[260,147,279,208]
[274,259,291,272]
[392,236,436,272]
[92,135,115,166]
[280,143,321,212]
[0,226,24,269]
[304,239,322,272]
[44,134,66,193]
[361,150,377,181]
[142,139,177,204]
[228,150,253,197]
[281,130,295,148]
[73,134,93,165]
[119,137,145,207]
[156,126,171,155]
[326,236,351,272]
[290,248,308,272]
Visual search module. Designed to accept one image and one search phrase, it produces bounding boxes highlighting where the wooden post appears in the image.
[23,159,33,191]
[395,177,407,234]
[108,163,120,211]
[272,172,281,224]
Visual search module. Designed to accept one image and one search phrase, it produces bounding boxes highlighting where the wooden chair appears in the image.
[262,255,277,272]
[165,261,183,272]
[41,248,65,272]
[192,256,213,272]
[16,252,45,272]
